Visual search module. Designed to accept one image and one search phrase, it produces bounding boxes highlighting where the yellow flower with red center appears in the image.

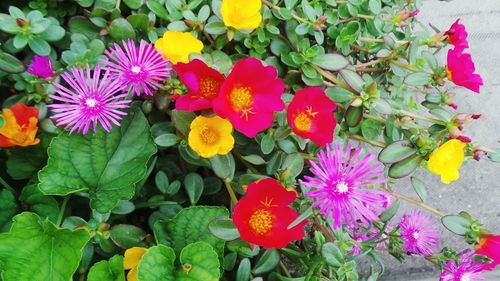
[188,115,234,158]
[123,247,147,281]
[221,0,262,30]
[428,139,466,184]
[154,31,203,64]
[0,103,40,147]
[287,87,337,146]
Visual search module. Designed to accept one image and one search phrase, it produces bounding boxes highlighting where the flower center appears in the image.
[445,66,453,81]
[249,209,273,235]
[412,231,420,239]
[229,87,253,111]
[336,180,350,194]
[131,65,141,74]
[294,112,312,132]
[199,127,218,145]
[460,273,471,281]
[85,98,98,108]
[199,78,220,98]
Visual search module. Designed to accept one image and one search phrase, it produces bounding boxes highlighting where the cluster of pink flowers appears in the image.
[45,40,171,134]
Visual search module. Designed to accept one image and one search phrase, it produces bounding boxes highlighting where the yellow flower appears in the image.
[123,247,147,281]
[428,139,466,184]
[221,0,262,30]
[188,115,234,158]
[154,31,203,64]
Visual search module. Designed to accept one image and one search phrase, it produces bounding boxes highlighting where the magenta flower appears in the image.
[27,55,55,79]
[440,250,486,281]
[446,19,469,51]
[398,210,440,256]
[103,39,171,96]
[49,65,131,134]
[446,48,483,93]
[301,142,391,229]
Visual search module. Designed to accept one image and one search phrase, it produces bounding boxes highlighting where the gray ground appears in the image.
[376,0,500,280]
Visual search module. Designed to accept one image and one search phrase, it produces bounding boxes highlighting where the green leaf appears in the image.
[155,133,178,148]
[123,0,143,9]
[388,154,423,179]
[236,258,251,281]
[287,206,312,230]
[0,212,90,281]
[19,184,59,223]
[339,69,364,93]
[7,135,51,180]
[489,149,500,162]
[127,14,149,33]
[146,0,169,20]
[204,21,226,35]
[154,206,229,262]
[253,249,280,274]
[38,107,157,213]
[87,255,125,281]
[68,17,100,39]
[378,140,417,164]
[137,242,220,281]
[322,242,344,267]
[172,110,196,136]
[155,171,170,194]
[241,155,266,165]
[0,190,19,232]
[325,87,353,103]
[361,119,383,140]
[13,34,28,49]
[281,152,304,178]
[405,72,432,86]
[109,18,136,41]
[411,177,428,203]
[184,173,204,205]
[441,215,470,235]
[368,0,381,14]
[0,51,24,73]
[261,134,275,155]
[314,54,349,71]
[40,25,66,42]
[28,37,51,56]
[345,105,363,127]
[379,200,400,222]
[110,224,147,248]
[209,154,235,181]
[208,218,240,241]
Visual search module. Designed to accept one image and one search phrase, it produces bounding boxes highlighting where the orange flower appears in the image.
[0,103,40,147]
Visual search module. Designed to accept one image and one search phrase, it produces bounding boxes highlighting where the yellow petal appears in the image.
[441,169,460,184]
[221,0,262,30]
[154,31,203,64]
[218,136,235,155]
[123,247,147,270]
[0,109,21,139]
[428,139,465,184]
[126,266,139,281]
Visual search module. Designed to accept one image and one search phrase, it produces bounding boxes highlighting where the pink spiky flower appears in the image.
[27,55,54,79]
[398,210,440,256]
[49,65,131,134]
[103,39,171,96]
[301,142,391,229]
[440,250,486,281]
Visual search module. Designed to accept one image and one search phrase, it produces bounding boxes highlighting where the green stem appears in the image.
[224,181,238,205]
[390,60,420,72]
[396,109,447,125]
[391,191,446,217]
[311,64,356,93]
[342,131,386,148]
[57,196,70,227]
[0,175,17,196]
[115,0,121,9]
[357,14,375,20]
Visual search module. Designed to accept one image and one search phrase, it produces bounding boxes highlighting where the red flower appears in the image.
[446,48,483,93]
[173,59,225,111]
[445,19,469,51]
[232,178,306,248]
[287,87,336,146]
[475,234,500,270]
[213,58,285,137]
[0,103,40,147]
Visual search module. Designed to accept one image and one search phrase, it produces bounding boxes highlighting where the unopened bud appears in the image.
[449,127,461,138]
